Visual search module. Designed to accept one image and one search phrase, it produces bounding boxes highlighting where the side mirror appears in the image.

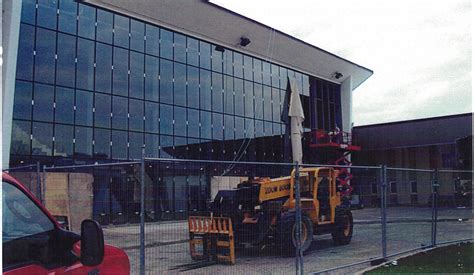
[80,219,104,266]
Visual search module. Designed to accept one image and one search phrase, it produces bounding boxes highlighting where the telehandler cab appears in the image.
[188,167,353,264]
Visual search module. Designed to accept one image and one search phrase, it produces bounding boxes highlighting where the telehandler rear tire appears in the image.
[331,209,353,245]
[278,213,313,255]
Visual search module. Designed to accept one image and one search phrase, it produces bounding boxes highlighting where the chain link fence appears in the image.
[3,159,472,274]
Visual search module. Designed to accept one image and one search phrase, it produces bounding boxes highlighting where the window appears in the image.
[234,79,244,116]
[94,128,110,159]
[94,93,111,128]
[174,106,186,137]
[129,99,144,132]
[129,132,143,160]
[224,115,234,140]
[410,181,418,194]
[54,124,73,157]
[21,0,36,25]
[33,84,54,122]
[55,87,74,124]
[32,122,53,156]
[114,15,130,48]
[113,47,129,96]
[199,41,211,70]
[253,59,262,84]
[35,28,56,84]
[200,69,211,111]
[272,88,281,123]
[235,117,244,139]
[390,181,397,194]
[159,59,173,104]
[145,134,159,158]
[145,101,159,133]
[145,55,159,101]
[75,126,92,157]
[78,4,95,40]
[244,81,253,118]
[211,45,223,73]
[37,0,57,30]
[11,120,31,155]
[174,33,186,63]
[160,29,173,60]
[263,86,272,121]
[95,43,113,94]
[13,81,32,120]
[243,55,253,81]
[212,113,223,140]
[233,52,243,79]
[112,130,127,159]
[16,24,35,81]
[159,104,173,135]
[75,90,93,127]
[174,63,186,107]
[97,9,113,44]
[58,0,77,35]
[254,84,263,120]
[187,109,199,138]
[223,75,234,115]
[77,38,95,91]
[112,96,128,130]
[2,181,55,267]
[187,38,199,67]
[56,33,76,88]
[145,24,159,57]
[130,20,145,52]
[200,111,212,140]
[130,52,144,99]
[262,62,271,86]
[271,64,279,88]
[187,66,199,109]
[211,72,223,112]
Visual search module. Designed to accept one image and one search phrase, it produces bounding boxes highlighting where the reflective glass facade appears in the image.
[11,0,342,221]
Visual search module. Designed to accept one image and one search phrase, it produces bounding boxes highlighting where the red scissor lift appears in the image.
[309,129,361,197]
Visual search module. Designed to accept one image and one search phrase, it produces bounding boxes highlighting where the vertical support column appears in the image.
[379,165,387,260]
[36,161,42,201]
[294,162,304,275]
[431,169,439,247]
[42,165,47,205]
[140,146,146,275]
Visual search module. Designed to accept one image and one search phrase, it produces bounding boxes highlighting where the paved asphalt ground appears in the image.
[103,207,472,274]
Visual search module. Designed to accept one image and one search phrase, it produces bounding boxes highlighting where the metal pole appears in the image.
[140,146,146,275]
[36,161,41,201]
[431,169,439,247]
[294,162,304,275]
[42,165,47,205]
[380,165,387,259]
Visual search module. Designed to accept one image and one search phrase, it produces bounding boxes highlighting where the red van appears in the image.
[2,172,130,274]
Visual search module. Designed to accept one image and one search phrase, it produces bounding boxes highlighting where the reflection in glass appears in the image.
[78,4,95,39]
[55,87,74,124]
[112,96,128,130]
[94,128,110,159]
[11,120,31,155]
[33,84,54,122]
[13,81,32,120]
[160,29,173,60]
[174,63,186,107]
[56,33,76,88]
[187,66,199,109]
[112,130,128,159]
[114,14,130,48]
[32,122,53,156]
[94,93,111,128]
[35,28,56,84]
[159,104,173,135]
[16,24,35,81]
[77,38,95,91]
[54,124,74,157]
[95,43,112,94]
[37,0,57,30]
[97,9,113,44]
[145,101,159,133]
[75,90,93,127]
[145,55,159,101]
[113,47,129,96]
[130,20,145,52]
[58,0,77,35]
[130,52,144,99]
[75,126,92,158]
[160,59,173,104]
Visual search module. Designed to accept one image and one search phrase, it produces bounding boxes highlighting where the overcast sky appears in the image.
[211,0,472,126]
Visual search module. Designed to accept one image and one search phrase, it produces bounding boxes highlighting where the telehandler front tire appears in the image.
[278,213,313,255]
[331,208,353,245]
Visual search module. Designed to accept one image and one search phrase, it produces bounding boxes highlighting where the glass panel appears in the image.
[112,96,128,130]
[245,118,255,139]
[21,0,36,25]
[243,55,253,81]
[262,62,271,86]
[199,42,211,70]
[75,90,93,126]
[200,111,211,140]
[174,106,186,137]
[55,87,74,124]
[212,113,223,140]
[211,72,223,113]
[129,99,143,132]
[145,24,159,57]
[187,38,199,66]
[78,4,95,39]
[32,122,53,156]
[187,66,199,109]
[129,132,143,160]
[271,64,279,88]
[253,59,262,83]
[160,29,173,60]
[33,84,54,122]
[264,121,273,136]
[97,9,113,44]
[159,104,173,135]
[199,69,211,111]
[224,115,234,140]
[74,126,92,158]
[114,14,129,48]
[302,74,310,96]
[174,33,186,63]
[254,84,263,120]
[273,122,281,136]
[255,120,264,138]
[272,88,281,123]
[112,130,127,159]
[280,66,288,89]
[244,80,253,118]
[145,101,159,133]
[235,117,244,139]
[211,46,223,73]
[77,38,95,91]
[54,124,73,157]
[174,176,187,212]
[13,81,32,120]
[130,19,145,52]
[130,52,144,99]
[94,128,110,159]
[58,0,77,35]
[234,78,244,116]
[35,28,56,84]
[16,24,35,81]
[174,63,186,107]
[223,50,233,76]
[145,55,159,101]
[263,85,272,121]
[223,75,233,115]
[233,52,243,79]
[187,109,199,138]
[145,134,159,158]
[159,59,173,104]
[95,43,113,93]
[11,120,31,155]
[113,47,129,96]
[56,33,76,88]
[37,0,57,30]
[94,93,111,128]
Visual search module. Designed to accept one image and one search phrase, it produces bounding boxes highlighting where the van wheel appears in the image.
[332,209,353,245]
[278,213,313,255]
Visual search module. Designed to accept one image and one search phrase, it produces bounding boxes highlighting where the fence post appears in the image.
[431,169,439,247]
[380,165,387,260]
[294,161,304,275]
[140,146,146,275]
[42,164,47,204]
[36,161,42,201]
